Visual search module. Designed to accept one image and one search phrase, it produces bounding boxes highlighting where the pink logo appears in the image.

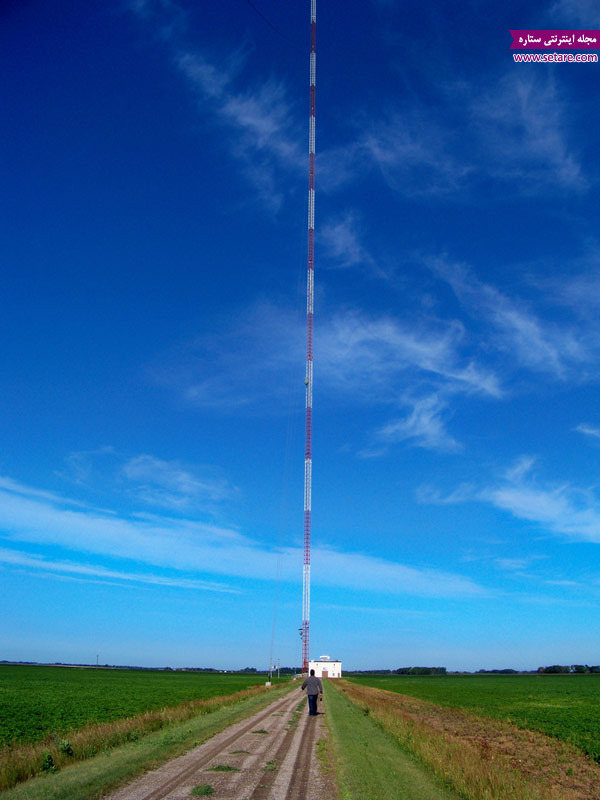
[510,30,600,49]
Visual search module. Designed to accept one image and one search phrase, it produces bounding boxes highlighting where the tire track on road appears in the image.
[107,691,298,800]
[105,687,334,800]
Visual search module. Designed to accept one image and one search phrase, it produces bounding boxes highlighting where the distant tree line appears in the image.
[345,669,395,675]
[395,666,447,675]
[345,667,447,676]
[476,669,518,674]
[537,664,600,673]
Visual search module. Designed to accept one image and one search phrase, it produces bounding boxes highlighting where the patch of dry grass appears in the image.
[336,681,600,800]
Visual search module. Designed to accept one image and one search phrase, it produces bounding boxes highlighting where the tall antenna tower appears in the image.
[302,0,316,676]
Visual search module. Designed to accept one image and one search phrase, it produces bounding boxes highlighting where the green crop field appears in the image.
[349,674,600,761]
[0,665,271,747]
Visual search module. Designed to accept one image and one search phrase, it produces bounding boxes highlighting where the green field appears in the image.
[0,665,271,746]
[348,674,600,761]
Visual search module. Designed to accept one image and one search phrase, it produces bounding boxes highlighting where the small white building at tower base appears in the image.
[309,655,342,679]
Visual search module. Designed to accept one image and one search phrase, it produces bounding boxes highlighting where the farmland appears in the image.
[349,674,600,761]
[0,665,271,747]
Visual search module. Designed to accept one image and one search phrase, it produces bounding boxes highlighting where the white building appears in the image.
[308,655,342,679]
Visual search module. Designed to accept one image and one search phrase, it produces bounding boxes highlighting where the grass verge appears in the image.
[0,682,294,800]
[335,681,600,800]
[323,680,459,800]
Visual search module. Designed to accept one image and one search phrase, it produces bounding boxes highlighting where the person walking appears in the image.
[301,668,323,716]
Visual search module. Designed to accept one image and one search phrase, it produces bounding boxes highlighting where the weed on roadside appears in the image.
[41,752,57,773]
[230,749,250,754]
[286,701,305,730]
[264,760,279,771]
[252,729,268,734]
[59,739,73,756]
[191,785,214,796]
[208,764,239,772]
[316,736,336,779]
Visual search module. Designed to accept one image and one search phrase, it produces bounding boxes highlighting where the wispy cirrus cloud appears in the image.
[361,110,473,196]
[423,456,600,545]
[0,547,236,593]
[121,454,233,509]
[374,394,461,453]
[485,480,600,543]
[131,0,587,211]
[318,69,585,199]
[548,0,600,26]
[429,256,592,380]
[0,477,485,598]
[131,2,302,210]
[471,74,585,191]
[542,259,600,322]
[318,310,501,399]
[152,301,500,457]
[321,211,376,269]
[176,54,302,209]
[462,550,548,575]
[152,301,501,412]
[575,423,600,440]
[59,449,235,514]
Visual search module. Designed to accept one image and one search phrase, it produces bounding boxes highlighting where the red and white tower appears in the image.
[302,0,316,676]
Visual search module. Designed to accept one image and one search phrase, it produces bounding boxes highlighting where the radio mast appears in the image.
[302,0,316,676]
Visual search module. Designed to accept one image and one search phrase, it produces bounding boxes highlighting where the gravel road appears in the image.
[104,689,335,800]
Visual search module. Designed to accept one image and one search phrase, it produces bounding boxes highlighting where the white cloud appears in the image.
[548,0,600,26]
[0,548,236,593]
[575,423,600,440]
[361,111,473,196]
[176,52,302,209]
[376,395,461,452]
[494,557,531,572]
[152,303,302,411]
[554,272,600,320]
[132,0,587,205]
[181,48,302,206]
[318,310,502,399]
[430,256,591,380]
[177,51,233,99]
[423,456,600,544]
[545,579,581,587]
[58,449,234,514]
[152,302,502,414]
[128,0,188,40]
[484,482,600,542]
[317,72,584,199]
[0,476,96,511]
[316,143,362,193]
[416,483,475,505]
[0,478,485,599]
[121,454,233,509]
[321,212,375,269]
[471,74,585,190]
[504,455,536,483]
[131,2,302,209]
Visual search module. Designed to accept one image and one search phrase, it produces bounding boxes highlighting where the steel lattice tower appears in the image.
[302,0,316,676]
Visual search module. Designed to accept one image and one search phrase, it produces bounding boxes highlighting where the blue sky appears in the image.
[2,0,600,671]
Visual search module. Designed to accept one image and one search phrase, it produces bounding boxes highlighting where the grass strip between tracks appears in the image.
[323,680,459,800]
[0,682,295,800]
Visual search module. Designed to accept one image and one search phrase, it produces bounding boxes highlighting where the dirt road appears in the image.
[105,688,335,800]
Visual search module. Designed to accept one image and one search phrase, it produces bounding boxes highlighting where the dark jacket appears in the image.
[301,675,323,695]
